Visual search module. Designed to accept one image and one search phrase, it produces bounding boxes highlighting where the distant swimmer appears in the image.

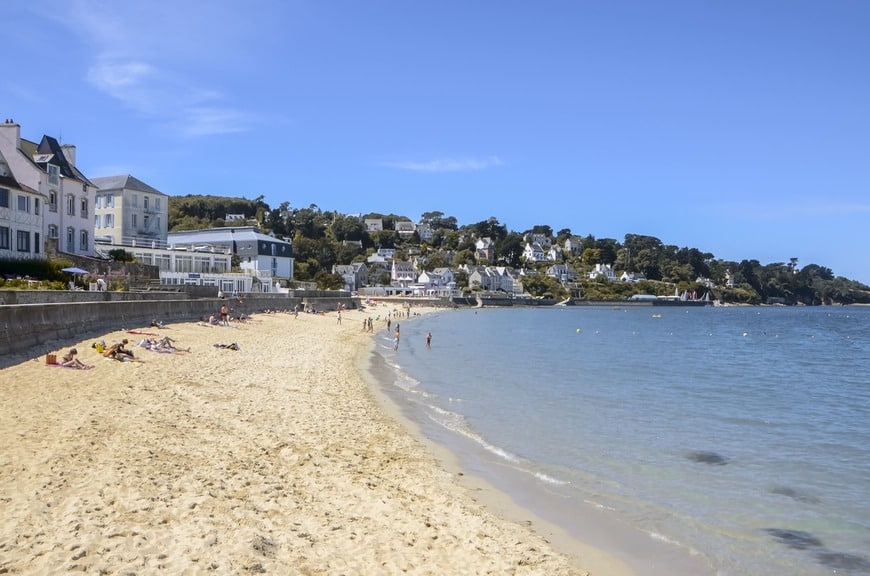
[426,331,432,348]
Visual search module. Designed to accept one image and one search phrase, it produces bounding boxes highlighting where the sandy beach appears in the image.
[0,305,628,575]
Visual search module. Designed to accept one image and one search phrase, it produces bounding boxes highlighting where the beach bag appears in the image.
[46,353,57,365]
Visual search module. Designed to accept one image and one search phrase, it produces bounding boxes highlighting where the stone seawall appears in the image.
[0,294,355,362]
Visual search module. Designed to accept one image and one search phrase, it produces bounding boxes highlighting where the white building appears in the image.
[168,226,294,281]
[0,120,95,256]
[0,152,44,260]
[91,174,169,248]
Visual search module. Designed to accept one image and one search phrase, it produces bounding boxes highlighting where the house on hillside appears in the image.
[333,262,368,292]
[364,218,383,232]
[588,263,616,281]
[547,264,577,283]
[391,260,416,287]
[522,242,547,263]
[395,220,416,238]
[563,236,584,256]
[475,237,494,262]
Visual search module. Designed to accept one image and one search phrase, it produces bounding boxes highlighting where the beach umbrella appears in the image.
[61,267,89,274]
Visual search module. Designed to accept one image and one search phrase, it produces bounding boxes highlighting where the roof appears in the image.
[21,135,94,186]
[90,174,167,196]
[167,226,290,247]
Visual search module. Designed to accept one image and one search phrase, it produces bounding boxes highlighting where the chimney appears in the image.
[61,144,77,167]
[0,119,21,150]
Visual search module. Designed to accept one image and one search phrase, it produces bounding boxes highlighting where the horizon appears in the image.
[3,1,868,284]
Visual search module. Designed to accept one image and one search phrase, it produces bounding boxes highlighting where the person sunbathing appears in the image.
[61,348,93,369]
[104,339,136,361]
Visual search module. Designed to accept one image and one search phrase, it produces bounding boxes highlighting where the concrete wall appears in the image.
[0,294,356,361]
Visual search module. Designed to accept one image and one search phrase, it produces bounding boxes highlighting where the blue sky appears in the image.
[3,0,868,284]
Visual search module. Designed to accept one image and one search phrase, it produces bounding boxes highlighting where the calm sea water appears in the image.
[371,305,870,576]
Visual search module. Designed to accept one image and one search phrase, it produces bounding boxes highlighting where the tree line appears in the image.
[167,195,870,305]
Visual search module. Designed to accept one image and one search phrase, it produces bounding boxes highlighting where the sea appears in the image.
[370,305,870,576]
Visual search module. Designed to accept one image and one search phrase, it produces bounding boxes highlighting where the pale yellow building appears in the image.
[92,174,169,248]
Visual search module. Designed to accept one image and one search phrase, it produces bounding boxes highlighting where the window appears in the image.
[144,196,149,211]
[81,197,88,218]
[67,194,76,216]
[143,214,150,229]
[132,194,138,207]
[48,224,58,238]
[47,164,60,185]
[155,198,161,210]
[95,195,101,209]
[17,230,30,252]
[0,226,9,249]
[0,187,8,207]
[132,213,137,227]
[17,195,30,213]
[34,233,40,254]
[67,227,74,250]
[49,190,57,212]
[35,198,40,215]
[80,230,88,251]
[105,193,114,208]
[105,213,114,228]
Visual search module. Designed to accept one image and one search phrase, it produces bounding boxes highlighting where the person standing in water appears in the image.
[426,332,432,348]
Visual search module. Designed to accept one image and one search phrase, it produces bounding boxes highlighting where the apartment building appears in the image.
[91,174,169,248]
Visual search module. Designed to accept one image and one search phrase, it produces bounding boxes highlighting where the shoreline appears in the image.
[364,307,713,576]
[0,306,612,574]
[358,315,634,576]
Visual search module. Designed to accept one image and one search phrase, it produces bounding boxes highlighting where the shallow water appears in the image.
[374,306,870,576]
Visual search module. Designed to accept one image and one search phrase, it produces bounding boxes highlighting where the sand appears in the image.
[0,305,626,575]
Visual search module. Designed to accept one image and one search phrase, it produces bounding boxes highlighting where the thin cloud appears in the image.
[56,1,258,138]
[383,156,504,173]
[177,108,257,138]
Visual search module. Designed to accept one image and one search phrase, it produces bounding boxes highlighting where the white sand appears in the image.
[0,306,630,575]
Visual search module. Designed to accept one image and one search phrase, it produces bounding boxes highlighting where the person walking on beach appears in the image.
[393,327,400,351]
[336,309,342,325]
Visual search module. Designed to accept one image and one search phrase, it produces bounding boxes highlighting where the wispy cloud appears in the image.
[383,156,504,173]
[56,1,260,138]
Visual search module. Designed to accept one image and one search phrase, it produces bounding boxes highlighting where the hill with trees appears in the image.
[167,195,870,305]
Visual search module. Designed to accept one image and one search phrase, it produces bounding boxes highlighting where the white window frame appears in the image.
[47,164,60,186]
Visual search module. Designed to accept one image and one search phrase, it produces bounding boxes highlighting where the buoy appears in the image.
[576,328,581,333]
